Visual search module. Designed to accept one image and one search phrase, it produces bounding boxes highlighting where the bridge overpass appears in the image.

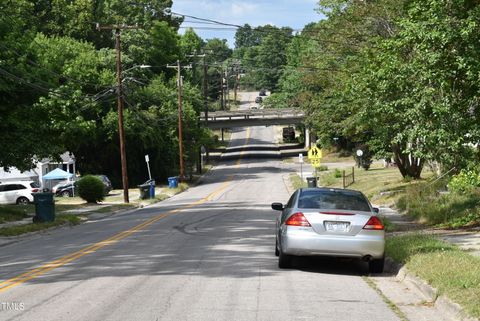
[200,108,305,129]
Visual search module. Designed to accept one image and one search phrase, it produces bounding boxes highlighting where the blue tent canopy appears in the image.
[43,168,74,180]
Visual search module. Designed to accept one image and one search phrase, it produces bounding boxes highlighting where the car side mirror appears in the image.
[373,207,380,214]
[271,202,284,211]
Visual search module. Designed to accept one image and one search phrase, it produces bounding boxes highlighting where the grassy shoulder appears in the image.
[0,214,81,237]
[386,233,480,318]
[0,205,31,223]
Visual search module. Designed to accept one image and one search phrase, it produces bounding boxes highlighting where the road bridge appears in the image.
[200,108,305,129]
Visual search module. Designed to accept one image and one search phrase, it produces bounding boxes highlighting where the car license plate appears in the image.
[325,221,350,232]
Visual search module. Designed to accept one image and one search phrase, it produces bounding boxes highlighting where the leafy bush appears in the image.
[334,169,342,178]
[448,169,480,193]
[317,165,328,171]
[77,175,105,203]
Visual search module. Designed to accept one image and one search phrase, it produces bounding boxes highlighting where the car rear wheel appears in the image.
[16,197,29,205]
[275,239,279,257]
[61,190,71,197]
[369,257,385,274]
[278,248,292,269]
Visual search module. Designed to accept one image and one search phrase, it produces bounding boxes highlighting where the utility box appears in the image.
[33,192,55,223]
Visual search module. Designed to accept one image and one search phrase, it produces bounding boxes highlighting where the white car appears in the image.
[0,180,41,205]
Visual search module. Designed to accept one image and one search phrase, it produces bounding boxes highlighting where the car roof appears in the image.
[0,180,35,185]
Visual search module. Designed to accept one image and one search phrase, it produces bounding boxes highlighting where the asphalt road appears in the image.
[0,92,399,321]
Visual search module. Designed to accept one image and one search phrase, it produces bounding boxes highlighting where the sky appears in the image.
[171,0,324,48]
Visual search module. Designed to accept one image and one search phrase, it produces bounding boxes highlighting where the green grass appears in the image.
[396,181,480,227]
[290,173,307,189]
[0,214,81,237]
[387,233,480,319]
[0,205,32,223]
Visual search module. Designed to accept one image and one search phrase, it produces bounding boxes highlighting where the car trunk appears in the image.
[302,209,373,236]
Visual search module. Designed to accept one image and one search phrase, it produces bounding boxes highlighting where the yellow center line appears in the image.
[0,128,252,293]
[236,127,251,166]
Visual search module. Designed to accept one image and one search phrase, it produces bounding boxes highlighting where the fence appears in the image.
[343,167,355,188]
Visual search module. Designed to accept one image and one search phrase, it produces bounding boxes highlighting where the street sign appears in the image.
[310,159,321,167]
[299,153,304,163]
[356,149,363,157]
[308,146,322,160]
[145,154,149,162]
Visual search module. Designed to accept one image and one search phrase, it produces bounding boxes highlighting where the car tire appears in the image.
[61,190,71,197]
[275,239,279,257]
[369,257,385,274]
[16,197,29,205]
[278,248,292,269]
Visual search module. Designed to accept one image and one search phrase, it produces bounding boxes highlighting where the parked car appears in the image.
[0,180,41,205]
[271,187,385,272]
[52,181,76,197]
[53,175,112,197]
[255,96,263,103]
[282,127,295,141]
[97,175,113,194]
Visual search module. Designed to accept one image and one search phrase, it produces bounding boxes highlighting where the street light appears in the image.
[122,64,151,74]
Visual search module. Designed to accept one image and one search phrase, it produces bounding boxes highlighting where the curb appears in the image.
[385,257,478,321]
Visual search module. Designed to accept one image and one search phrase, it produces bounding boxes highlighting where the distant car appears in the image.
[255,96,263,103]
[0,180,41,205]
[54,175,112,197]
[282,127,295,141]
[259,89,267,96]
[250,105,258,110]
[271,188,385,272]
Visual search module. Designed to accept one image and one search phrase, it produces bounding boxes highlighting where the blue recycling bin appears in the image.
[149,180,155,198]
[168,177,178,188]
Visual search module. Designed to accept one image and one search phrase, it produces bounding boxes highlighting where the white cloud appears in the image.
[230,2,258,17]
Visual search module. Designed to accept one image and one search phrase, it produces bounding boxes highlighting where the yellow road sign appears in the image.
[308,146,322,160]
[310,159,321,167]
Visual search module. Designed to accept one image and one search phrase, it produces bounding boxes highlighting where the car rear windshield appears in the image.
[30,182,40,188]
[298,190,371,211]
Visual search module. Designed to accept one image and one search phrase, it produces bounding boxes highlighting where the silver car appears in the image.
[271,187,385,273]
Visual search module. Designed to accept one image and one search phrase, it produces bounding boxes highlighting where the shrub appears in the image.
[317,165,328,171]
[77,175,105,203]
[334,169,342,178]
[448,169,480,193]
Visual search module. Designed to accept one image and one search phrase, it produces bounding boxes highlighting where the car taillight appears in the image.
[285,212,311,227]
[31,188,39,193]
[363,216,384,230]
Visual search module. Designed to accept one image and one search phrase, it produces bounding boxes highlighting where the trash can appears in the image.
[168,177,178,189]
[306,177,317,188]
[138,179,155,200]
[149,180,155,199]
[32,192,55,223]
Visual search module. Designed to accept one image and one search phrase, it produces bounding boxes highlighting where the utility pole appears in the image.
[96,23,138,203]
[186,52,208,173]
[167,60,191,181]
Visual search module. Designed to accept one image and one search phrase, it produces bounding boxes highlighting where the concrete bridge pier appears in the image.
[305,127,311,148]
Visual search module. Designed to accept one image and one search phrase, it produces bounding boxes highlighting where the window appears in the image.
[298,190,371,211]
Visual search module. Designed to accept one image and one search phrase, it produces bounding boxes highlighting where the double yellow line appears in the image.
[0,127,252,293]
[0,179,232,293]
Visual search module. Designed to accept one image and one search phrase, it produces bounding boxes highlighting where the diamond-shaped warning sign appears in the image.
[307,146,322,160]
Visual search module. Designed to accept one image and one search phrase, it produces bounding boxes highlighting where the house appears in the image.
[0,152,76,188]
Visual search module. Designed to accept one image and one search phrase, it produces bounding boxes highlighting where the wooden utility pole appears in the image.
[96,23,138,203]
[167,60,191,181]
